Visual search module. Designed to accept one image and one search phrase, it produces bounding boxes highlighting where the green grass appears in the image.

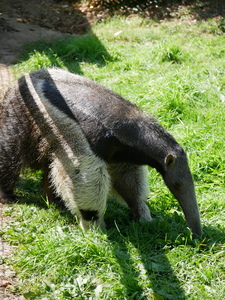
[1,16,225,299]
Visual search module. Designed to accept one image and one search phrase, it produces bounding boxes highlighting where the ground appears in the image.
[0,0,225,299]
[1,0,225,65]
[0,2,80,298]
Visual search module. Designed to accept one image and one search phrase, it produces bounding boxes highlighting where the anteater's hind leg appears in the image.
[109,163,152,222]
[0,136,22,203]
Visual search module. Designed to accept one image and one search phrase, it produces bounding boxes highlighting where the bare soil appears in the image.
[0,0,225,298]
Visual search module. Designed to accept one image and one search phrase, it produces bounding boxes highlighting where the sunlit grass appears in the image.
[2,16,225,299]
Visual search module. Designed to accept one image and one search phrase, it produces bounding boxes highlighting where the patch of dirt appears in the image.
[0,15,75,66]
[1,0,225,65]
[0,0,91,34]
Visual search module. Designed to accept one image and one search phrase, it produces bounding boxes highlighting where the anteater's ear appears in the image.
[165,154,176,169]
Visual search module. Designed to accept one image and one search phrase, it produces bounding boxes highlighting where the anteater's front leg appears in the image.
[109,163,152,222]
[49,153,110,231]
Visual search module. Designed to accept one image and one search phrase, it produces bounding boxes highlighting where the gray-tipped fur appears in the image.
[0,68,202,235]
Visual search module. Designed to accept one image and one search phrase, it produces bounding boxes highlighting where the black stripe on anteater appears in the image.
[42,80,77,122]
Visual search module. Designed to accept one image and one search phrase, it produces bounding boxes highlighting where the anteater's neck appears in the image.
[94,115,182,175]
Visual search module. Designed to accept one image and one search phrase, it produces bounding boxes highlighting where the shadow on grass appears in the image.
[105,201,188,300]
[15,170,71,213]
[14,179,187,299]
[104,200,225,300]
[0,0,114,74]
[201,224,225,250]
[17,32,113,75]
[15,176,225,299]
